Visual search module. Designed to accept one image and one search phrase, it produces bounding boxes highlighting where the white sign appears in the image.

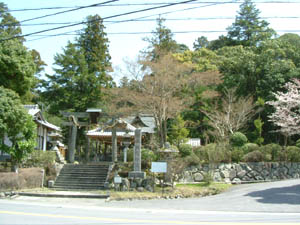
[151,162,167,173]
[114,176,122,184]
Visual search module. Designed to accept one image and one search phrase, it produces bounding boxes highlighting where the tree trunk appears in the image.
[11,160,19,173]
[163,119,167,146]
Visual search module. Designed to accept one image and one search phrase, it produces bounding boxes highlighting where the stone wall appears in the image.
[179,162,300,184]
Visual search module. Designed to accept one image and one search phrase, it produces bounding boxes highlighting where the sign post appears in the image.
[151,162,167,194]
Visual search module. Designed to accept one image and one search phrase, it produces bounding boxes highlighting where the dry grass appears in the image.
[107,183,231,201]
[0,168,44,191]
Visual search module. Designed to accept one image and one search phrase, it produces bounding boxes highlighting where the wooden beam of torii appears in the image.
[61,110,101,163]
[61,112,89,163]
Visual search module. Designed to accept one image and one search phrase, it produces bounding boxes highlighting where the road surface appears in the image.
[0,179,300,224]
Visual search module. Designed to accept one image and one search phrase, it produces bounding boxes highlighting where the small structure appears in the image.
[87,118,136,162]
[0,105,63,161]
[186,138,201,147]
[24,105,62,151]
[124,114,156,138]
[86,114,157,163]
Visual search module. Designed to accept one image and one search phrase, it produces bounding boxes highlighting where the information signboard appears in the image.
[151,162,167,173]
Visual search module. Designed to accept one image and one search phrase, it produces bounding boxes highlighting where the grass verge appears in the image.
[106,183,231,201]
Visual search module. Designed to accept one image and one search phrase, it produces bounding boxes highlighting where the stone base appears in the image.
[128,171,146,179]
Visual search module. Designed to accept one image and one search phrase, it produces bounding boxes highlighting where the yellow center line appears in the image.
[0,210,299,225]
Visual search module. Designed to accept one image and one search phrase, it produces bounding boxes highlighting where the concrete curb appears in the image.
[17,192,109,199]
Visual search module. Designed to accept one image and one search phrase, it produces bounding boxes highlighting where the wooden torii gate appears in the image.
[61,109,101,163]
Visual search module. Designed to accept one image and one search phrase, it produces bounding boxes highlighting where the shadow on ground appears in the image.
[246,184,300,205]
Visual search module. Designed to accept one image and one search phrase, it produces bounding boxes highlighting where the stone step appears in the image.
[54,182,105,186]
[53,185,106,190]
[55,179,105,183]
[63,165,109,168]
[59,173,107,179]
[53,163,110,190]
[58,174,107,177]
[60,168,108,171]
[55,181,105,187]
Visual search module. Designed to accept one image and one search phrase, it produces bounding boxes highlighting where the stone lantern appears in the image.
[122,131,132,163]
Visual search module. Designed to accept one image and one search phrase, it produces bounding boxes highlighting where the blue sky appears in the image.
[2,0,300,83]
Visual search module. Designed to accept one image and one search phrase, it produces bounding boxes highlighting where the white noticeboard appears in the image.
[114,176,122,184]
[151,162,167,173]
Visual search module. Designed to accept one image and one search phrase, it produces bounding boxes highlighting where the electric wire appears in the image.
[25,1,235,42]
[18,0,119,24]
[14,16,300,26]
[7,1,300,12]
[0,0,201,42]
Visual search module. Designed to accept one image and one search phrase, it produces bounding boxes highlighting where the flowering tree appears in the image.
[266,79,300,146]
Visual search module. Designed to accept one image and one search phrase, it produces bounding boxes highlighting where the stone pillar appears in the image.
[42,128,47,151]
[134,129,142,172]
[68,124,77,163]
[128,129,146,179]
[85,134,90,162]
[112,128,118,162]
[123,146,128,163]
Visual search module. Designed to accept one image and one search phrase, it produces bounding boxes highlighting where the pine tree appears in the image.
[227,0,275,46]
[42,15,113,113]
[0,3,37,102]
[168,114,189,147]
[143,17,183,60]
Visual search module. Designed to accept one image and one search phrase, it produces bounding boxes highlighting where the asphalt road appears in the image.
[1,179,300,224]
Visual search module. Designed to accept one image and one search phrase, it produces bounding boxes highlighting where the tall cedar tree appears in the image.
[208,0,275,50]
[143,17,186,61]
[42,15,113,114]
[227,0,275,47]
[0,3,37,103]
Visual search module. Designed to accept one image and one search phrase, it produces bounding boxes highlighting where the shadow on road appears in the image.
[246,184,300,205]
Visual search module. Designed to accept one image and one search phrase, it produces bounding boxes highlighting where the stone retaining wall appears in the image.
[180,162,300,184]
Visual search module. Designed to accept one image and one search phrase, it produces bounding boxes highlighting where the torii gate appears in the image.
[61,109,102,163]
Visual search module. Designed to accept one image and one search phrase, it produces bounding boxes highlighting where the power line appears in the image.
[2,2,230,27]
[28,29,300,37]
[18,0,119,24]
[7,1,300,12]
[25,29,300,43]
[0,0,201,42]
[7,16,299,27]
[25,1,230,42]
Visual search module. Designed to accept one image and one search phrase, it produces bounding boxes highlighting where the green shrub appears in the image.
[24,150,56,167]
[241,143,259,154]
[126,148,157,169]
[126,148,134,162]
[286,146,300,162]
[242,150,264,162]
[296,139,300,148]
[178,144,193,157]
[197,143,231,163]
[231,147,244,162]
[183,153,201,166]
[230,132,248,147]
[141,148,157,169]
[194,146,209,163]
[260,143,282,161]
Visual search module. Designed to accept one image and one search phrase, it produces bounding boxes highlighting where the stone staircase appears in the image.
[53,163,111,190]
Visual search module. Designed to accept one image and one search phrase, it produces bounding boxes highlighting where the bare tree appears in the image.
[201,88,258,141]
[109,54,191,147]
[107,53,222,147]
